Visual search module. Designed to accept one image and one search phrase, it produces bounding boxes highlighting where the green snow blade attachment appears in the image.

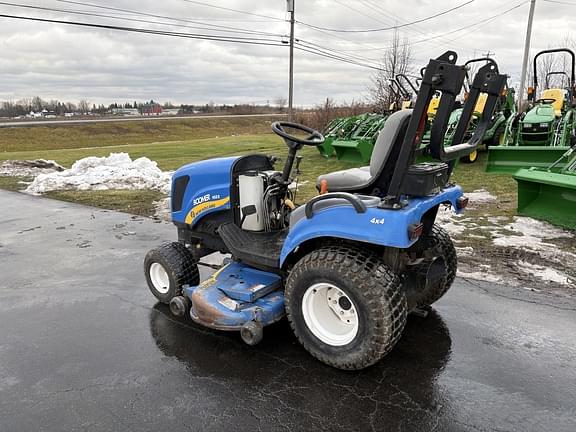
[486,146,570,174]
[514,147,576,229]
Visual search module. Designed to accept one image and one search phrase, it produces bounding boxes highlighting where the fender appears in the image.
[280,186,464,267]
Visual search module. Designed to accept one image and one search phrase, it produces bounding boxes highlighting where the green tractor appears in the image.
[330,113,388,163]
[316,116,357,158]
[514,145,576,229]
[327,81,408,163]
[487,48,576,174]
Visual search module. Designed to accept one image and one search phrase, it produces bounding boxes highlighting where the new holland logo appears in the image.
[185,196,230,224]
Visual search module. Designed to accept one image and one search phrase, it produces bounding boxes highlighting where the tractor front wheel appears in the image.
[491,124,506,147]
[285,246,407,370]
[144,242,200,304]
[461,149,478,163]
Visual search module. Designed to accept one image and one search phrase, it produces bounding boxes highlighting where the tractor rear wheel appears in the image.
[285,246,407,370]
[405,225,457,308]
[144,242,199,304]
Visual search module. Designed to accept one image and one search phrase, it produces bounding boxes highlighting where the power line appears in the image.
[294,44,383,71]
[541,0,576,5]
[0,1,285,38]
[0,12,388,72]
[294,0,522,60]
[297,0,476,33]
[415,1,528,44]
[0,13,287,46]
[411,0,528,57]
[52,0,281,37]
[180,0,285,22]
[296,39,381,66]
[356,0,470,51]
[298,0,526,57]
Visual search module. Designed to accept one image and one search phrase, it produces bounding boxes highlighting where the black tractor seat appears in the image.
[317,110,412,194]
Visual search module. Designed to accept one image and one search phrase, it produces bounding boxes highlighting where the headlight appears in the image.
[523,123,532,129]
[539,123,549,128]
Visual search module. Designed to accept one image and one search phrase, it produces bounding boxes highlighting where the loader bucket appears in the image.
[317,137,335,158]
[514,168,576,229]
[486,146,570,174]
[332,139,374,163]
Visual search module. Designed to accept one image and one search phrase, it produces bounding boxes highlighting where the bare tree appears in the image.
[274,96,288,112]
[370,29,413,113]
[78,99,90,114]
[31,96,45,112]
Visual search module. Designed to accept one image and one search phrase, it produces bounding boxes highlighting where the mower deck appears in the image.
[186,261,285,331]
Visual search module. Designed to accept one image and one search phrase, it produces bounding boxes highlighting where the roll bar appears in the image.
[394,78,412,99]
[396,74,419,95]
[390,80,409,99]
[545,71,571,89]
[533,48,576,99]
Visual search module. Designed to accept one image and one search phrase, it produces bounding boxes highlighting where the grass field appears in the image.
[0,116,276,153]
[0,116,516,216]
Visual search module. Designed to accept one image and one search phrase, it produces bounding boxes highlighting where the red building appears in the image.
[141,102,163,116]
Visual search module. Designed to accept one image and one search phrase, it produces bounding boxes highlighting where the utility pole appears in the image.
[482,50,495,58]
[518,0,537,110]
[287,0,295,120]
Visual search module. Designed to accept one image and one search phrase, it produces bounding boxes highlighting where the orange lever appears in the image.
[320,179,329,195]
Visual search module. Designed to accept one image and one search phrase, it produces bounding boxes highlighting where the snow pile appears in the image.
[517,261,573,286]
[492,217,573,252]
[0,159,64,177]
[25,153,172,195]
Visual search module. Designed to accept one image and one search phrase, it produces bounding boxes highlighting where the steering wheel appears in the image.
[536,98,557,105]
[272,121,325,148]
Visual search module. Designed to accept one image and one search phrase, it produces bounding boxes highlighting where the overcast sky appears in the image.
[0,0,574,107]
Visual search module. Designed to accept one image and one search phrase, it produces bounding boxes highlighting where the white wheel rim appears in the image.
[149,263,170,294]
[301,283,359,346]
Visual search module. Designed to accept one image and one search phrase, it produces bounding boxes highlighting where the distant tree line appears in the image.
[0,96,289,118]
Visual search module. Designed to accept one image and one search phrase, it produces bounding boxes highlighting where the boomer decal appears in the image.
[185,196,230,224]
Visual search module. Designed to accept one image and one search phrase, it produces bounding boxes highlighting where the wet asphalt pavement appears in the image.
[0,190,575,432]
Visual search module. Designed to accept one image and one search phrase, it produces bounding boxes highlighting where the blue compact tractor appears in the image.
[144,52,507,370]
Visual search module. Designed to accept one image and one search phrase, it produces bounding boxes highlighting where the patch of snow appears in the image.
[492,217,574,257]
[0,159,64,177]
[25,153,172,195]
[466,189,497,208]
[467,233,486,239]
[435,207,466,235]
[487,216,509,224]
[456,246,474,256]
[500,217,572,240]
[153,198,171,221]
[517,261,573,286]
[457,269,504,283]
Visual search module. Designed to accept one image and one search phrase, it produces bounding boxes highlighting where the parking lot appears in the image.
[1,190,575,432]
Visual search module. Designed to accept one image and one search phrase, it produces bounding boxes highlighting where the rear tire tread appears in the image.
[285,246,407,370]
